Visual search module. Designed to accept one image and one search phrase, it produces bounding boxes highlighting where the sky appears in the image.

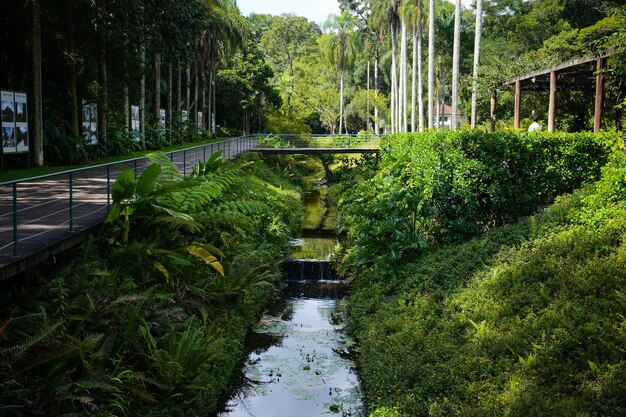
[237,0,341,25]
[237,0,475,25]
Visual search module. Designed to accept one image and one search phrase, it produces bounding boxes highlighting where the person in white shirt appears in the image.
[528,115,541,132]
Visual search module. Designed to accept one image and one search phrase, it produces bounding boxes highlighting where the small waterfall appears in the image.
[284,259,338,281]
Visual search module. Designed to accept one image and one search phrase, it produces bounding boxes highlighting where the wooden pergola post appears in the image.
[490,88,497,132]
[593,57,605,133]
[548,71,557,132]
[514,80,521,129]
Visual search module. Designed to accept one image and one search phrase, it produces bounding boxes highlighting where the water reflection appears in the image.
[218,281,362,417]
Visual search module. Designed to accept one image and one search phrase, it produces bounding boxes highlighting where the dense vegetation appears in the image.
[4,1,624,168]
[336,130,626,416]
[0,153,302,415]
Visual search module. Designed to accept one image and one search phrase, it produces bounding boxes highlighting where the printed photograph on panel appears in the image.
[2,127,15,151]
[2,100,14,123]
[159,109,166,128]
[83,103,91,123]
[87,125,98,145]
[131,105,140,132]
[16,102,26,123]
[16,126,29,151]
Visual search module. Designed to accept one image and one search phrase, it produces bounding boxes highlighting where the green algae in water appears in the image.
[290,237,337,260]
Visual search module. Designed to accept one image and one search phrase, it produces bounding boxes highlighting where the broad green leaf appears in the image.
[136,163,162,200]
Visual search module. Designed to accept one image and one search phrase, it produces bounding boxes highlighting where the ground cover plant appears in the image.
[338,131,626,416]
[0,152,302,416]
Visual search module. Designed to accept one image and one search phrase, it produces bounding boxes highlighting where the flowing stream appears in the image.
[218,187,363,417]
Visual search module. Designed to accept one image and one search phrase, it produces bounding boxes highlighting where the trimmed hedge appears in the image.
[336,130,620,272]
[381,130,619,239]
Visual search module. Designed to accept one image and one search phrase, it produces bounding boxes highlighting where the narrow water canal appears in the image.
[218,187,363,417]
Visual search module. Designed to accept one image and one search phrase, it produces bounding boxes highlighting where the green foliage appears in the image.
[345,147,626,416]
[0,154,303,415]
[264,112,312,134]
[337,130,619,273]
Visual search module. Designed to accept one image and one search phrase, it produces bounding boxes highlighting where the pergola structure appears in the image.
[499,53,612,133]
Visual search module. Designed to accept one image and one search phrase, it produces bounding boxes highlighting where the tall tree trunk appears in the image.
[471,0,483,129]
[167,63,172,129]
[186,66,191,112]
[428,0,435,129]
[31,0,44,166]
[436,65,441,129]
[374,54,379,134]
[123,62,129,133]
[154,52,161,120]
[411,26,417,132]
[97,31,107,145]
[65,0,79,136]
[139,43,146,148]
[208,68,213,135]
[401,18,408,132]
[339,69,345,135]
[191,60,198,126]
[212,72,216,134]
[417,22,424,132]
[176,65,182,114]
[200,70,205,131]
[451,0,461,130]
[391,22,397,133]
[367,60,370,131]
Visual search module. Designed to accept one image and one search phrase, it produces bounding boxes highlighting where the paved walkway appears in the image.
[0,137,256,280]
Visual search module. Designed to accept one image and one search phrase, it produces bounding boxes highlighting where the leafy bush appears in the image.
[346,151,626,416]
[336,130,619,273]
[0,152,303,415]
[264,111,312,134]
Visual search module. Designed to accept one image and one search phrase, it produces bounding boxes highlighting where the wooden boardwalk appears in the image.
[0,137,256,281]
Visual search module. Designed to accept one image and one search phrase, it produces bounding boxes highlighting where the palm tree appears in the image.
[369,0,390,133]
[32,0,44,165]
[451,0,461,130]
[471,0,483,129]
[404,0,424,132]
[197,0,246,134]
[427,0,435,129]
[324,12,359,135]
[399,3,408,132]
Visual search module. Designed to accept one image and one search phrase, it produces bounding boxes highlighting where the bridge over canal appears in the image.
[0,134,380,281]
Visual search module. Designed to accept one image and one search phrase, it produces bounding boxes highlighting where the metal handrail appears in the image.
[0,136,254,187]
[0,134,380,264]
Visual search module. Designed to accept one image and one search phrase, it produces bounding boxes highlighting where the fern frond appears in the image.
[148,152,183,182]
[0,320,63,358]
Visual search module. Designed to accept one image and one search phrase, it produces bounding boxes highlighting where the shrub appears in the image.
[336,130,620,273]
[347,151,626,417]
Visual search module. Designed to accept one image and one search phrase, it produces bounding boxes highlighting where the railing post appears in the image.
[203,144,206,162]
[69,172,74,232]
[106,165,111,211]
[12,183,18,256]
[133,159,138,175]
[183,149,187,177]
